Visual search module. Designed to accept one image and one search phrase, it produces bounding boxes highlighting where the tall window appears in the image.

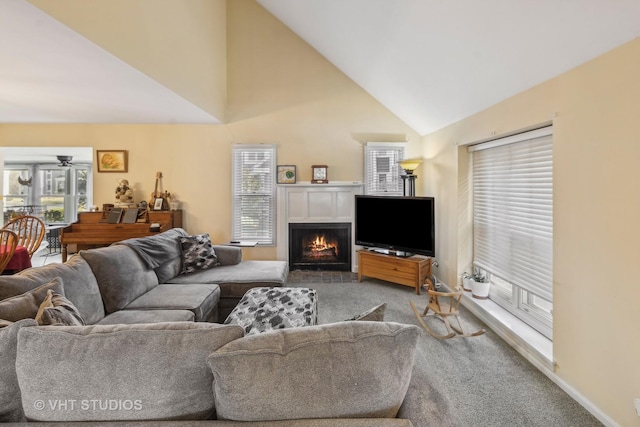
[364,142,406,195]
[232,144,276,245]
[470,126,553,339]
[3,164,92,224]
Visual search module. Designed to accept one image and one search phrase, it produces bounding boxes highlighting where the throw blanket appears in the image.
[115,228,188,269]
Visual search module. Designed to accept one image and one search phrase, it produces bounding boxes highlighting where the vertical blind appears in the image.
[364,142,405,196]
[470,127,553,301]
[231,144,275,245]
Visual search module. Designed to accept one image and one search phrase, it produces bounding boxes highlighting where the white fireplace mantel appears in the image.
[276,181,364,272]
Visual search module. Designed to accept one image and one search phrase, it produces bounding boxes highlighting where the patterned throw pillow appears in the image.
[35,290,85,326]
[180,233,218,274]
[346,302,387,322]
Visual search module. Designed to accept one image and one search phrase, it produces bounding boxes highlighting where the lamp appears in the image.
[56,155,73,168]
[398,159,423,197]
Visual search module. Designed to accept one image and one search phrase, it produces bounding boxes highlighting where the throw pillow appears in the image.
[80,245,159,314]
[16,322,244,422]
[0,277,64,322]
[346,302,387,322]
[180,233,218,274]
[35,289,85,326]
[0,319,37,422]
[207,321,421,422]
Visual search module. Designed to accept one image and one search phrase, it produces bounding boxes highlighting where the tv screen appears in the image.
[355,195,435,257]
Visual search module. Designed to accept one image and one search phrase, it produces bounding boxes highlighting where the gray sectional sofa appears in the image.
[0,228,454,425]
[0,228,288,325]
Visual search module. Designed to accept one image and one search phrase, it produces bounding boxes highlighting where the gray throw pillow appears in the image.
[180,233,218,274]
[0,256,105,325]
[16,322,244,422]
[347,303,387,322]
[0,277,64,322]
[0,319,37,422]
[80,245,159,314]
[207,321,421,422]
[35,289,85,326]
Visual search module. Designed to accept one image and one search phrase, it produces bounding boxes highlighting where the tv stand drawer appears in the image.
[357,250,432,294]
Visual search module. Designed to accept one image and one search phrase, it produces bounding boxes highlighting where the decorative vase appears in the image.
[471,279,491,299]
[462,276,474,292]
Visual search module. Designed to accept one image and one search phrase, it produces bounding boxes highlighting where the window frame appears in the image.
[363,142,406,196]
[469,126,553,339]
[3,163,92,224]
[231,144,276,245]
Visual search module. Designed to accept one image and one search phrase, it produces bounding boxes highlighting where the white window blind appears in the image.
[231,144,276,245]
[364,143,405,195]
[470,127,553,301]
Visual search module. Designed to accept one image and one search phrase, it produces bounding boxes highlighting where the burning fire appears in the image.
[306,234,338,256]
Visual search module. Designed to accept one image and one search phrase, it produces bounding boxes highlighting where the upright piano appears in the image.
[60,210,182,262]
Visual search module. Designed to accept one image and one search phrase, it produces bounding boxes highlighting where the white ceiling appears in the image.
[258,0,640,135]
[2,0,640,135]
[0,0,219,124]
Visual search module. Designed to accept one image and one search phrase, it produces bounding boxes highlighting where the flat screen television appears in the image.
[354,195,435,257]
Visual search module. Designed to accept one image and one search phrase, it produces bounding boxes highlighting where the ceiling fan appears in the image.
[56,155,73,167]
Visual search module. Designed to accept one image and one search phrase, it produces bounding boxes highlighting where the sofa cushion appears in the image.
[124,284,220,322]
[167,260,288,298]
[207,321,421,422]
[0,277,64,322]
[211,245,242,266]
[16,322,244,422]
[35,289,85,326]
[80,245,159,314]
[0,256,105,324]
[95,309,195,325]
[180,233,218,274]
[0,319,37,422]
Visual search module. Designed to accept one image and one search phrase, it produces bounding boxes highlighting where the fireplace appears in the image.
[289,223,351,271]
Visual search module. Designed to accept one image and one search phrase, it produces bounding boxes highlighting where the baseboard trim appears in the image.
[452,284,620,427]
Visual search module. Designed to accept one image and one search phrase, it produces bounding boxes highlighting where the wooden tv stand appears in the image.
[357,249,432,295]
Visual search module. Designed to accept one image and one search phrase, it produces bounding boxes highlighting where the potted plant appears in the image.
[471,269,491,299]
[461,272,474,292]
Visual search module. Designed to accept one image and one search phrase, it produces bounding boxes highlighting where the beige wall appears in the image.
[29,0,227,122]
[422,37,640,426]
[0,0,420,262]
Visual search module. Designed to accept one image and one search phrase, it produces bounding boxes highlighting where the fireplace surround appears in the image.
[276,182,364,273]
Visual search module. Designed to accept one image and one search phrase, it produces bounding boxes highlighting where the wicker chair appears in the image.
[0,229,19,274]
[2,215,46,258]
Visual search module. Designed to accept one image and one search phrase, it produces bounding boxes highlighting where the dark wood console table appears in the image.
[60,210,182,262]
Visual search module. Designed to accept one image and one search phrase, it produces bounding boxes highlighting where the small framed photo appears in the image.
[153,198,164,211]
[97,150,128,173]
[277,165,296,184]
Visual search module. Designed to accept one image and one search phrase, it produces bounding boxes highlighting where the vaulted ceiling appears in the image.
[2,0,640,135]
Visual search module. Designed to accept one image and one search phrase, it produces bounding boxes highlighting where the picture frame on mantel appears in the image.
[277,165,296,184]
[97,150,128,173]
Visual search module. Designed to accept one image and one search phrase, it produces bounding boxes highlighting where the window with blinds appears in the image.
[364,143,406,195]
[470,126,553,338]
[231,144,276,245]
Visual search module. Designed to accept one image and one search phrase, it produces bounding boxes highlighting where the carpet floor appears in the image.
[291,277,603,427]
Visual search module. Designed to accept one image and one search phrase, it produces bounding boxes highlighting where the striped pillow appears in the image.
[35,290,85,326]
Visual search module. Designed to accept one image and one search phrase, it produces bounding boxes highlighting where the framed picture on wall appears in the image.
[277,165,296,184]
[97,150,128,173]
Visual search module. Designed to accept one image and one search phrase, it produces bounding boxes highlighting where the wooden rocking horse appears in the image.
[410,277,485,339]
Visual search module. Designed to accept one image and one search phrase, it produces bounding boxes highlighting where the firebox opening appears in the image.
[289,223,351,271]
